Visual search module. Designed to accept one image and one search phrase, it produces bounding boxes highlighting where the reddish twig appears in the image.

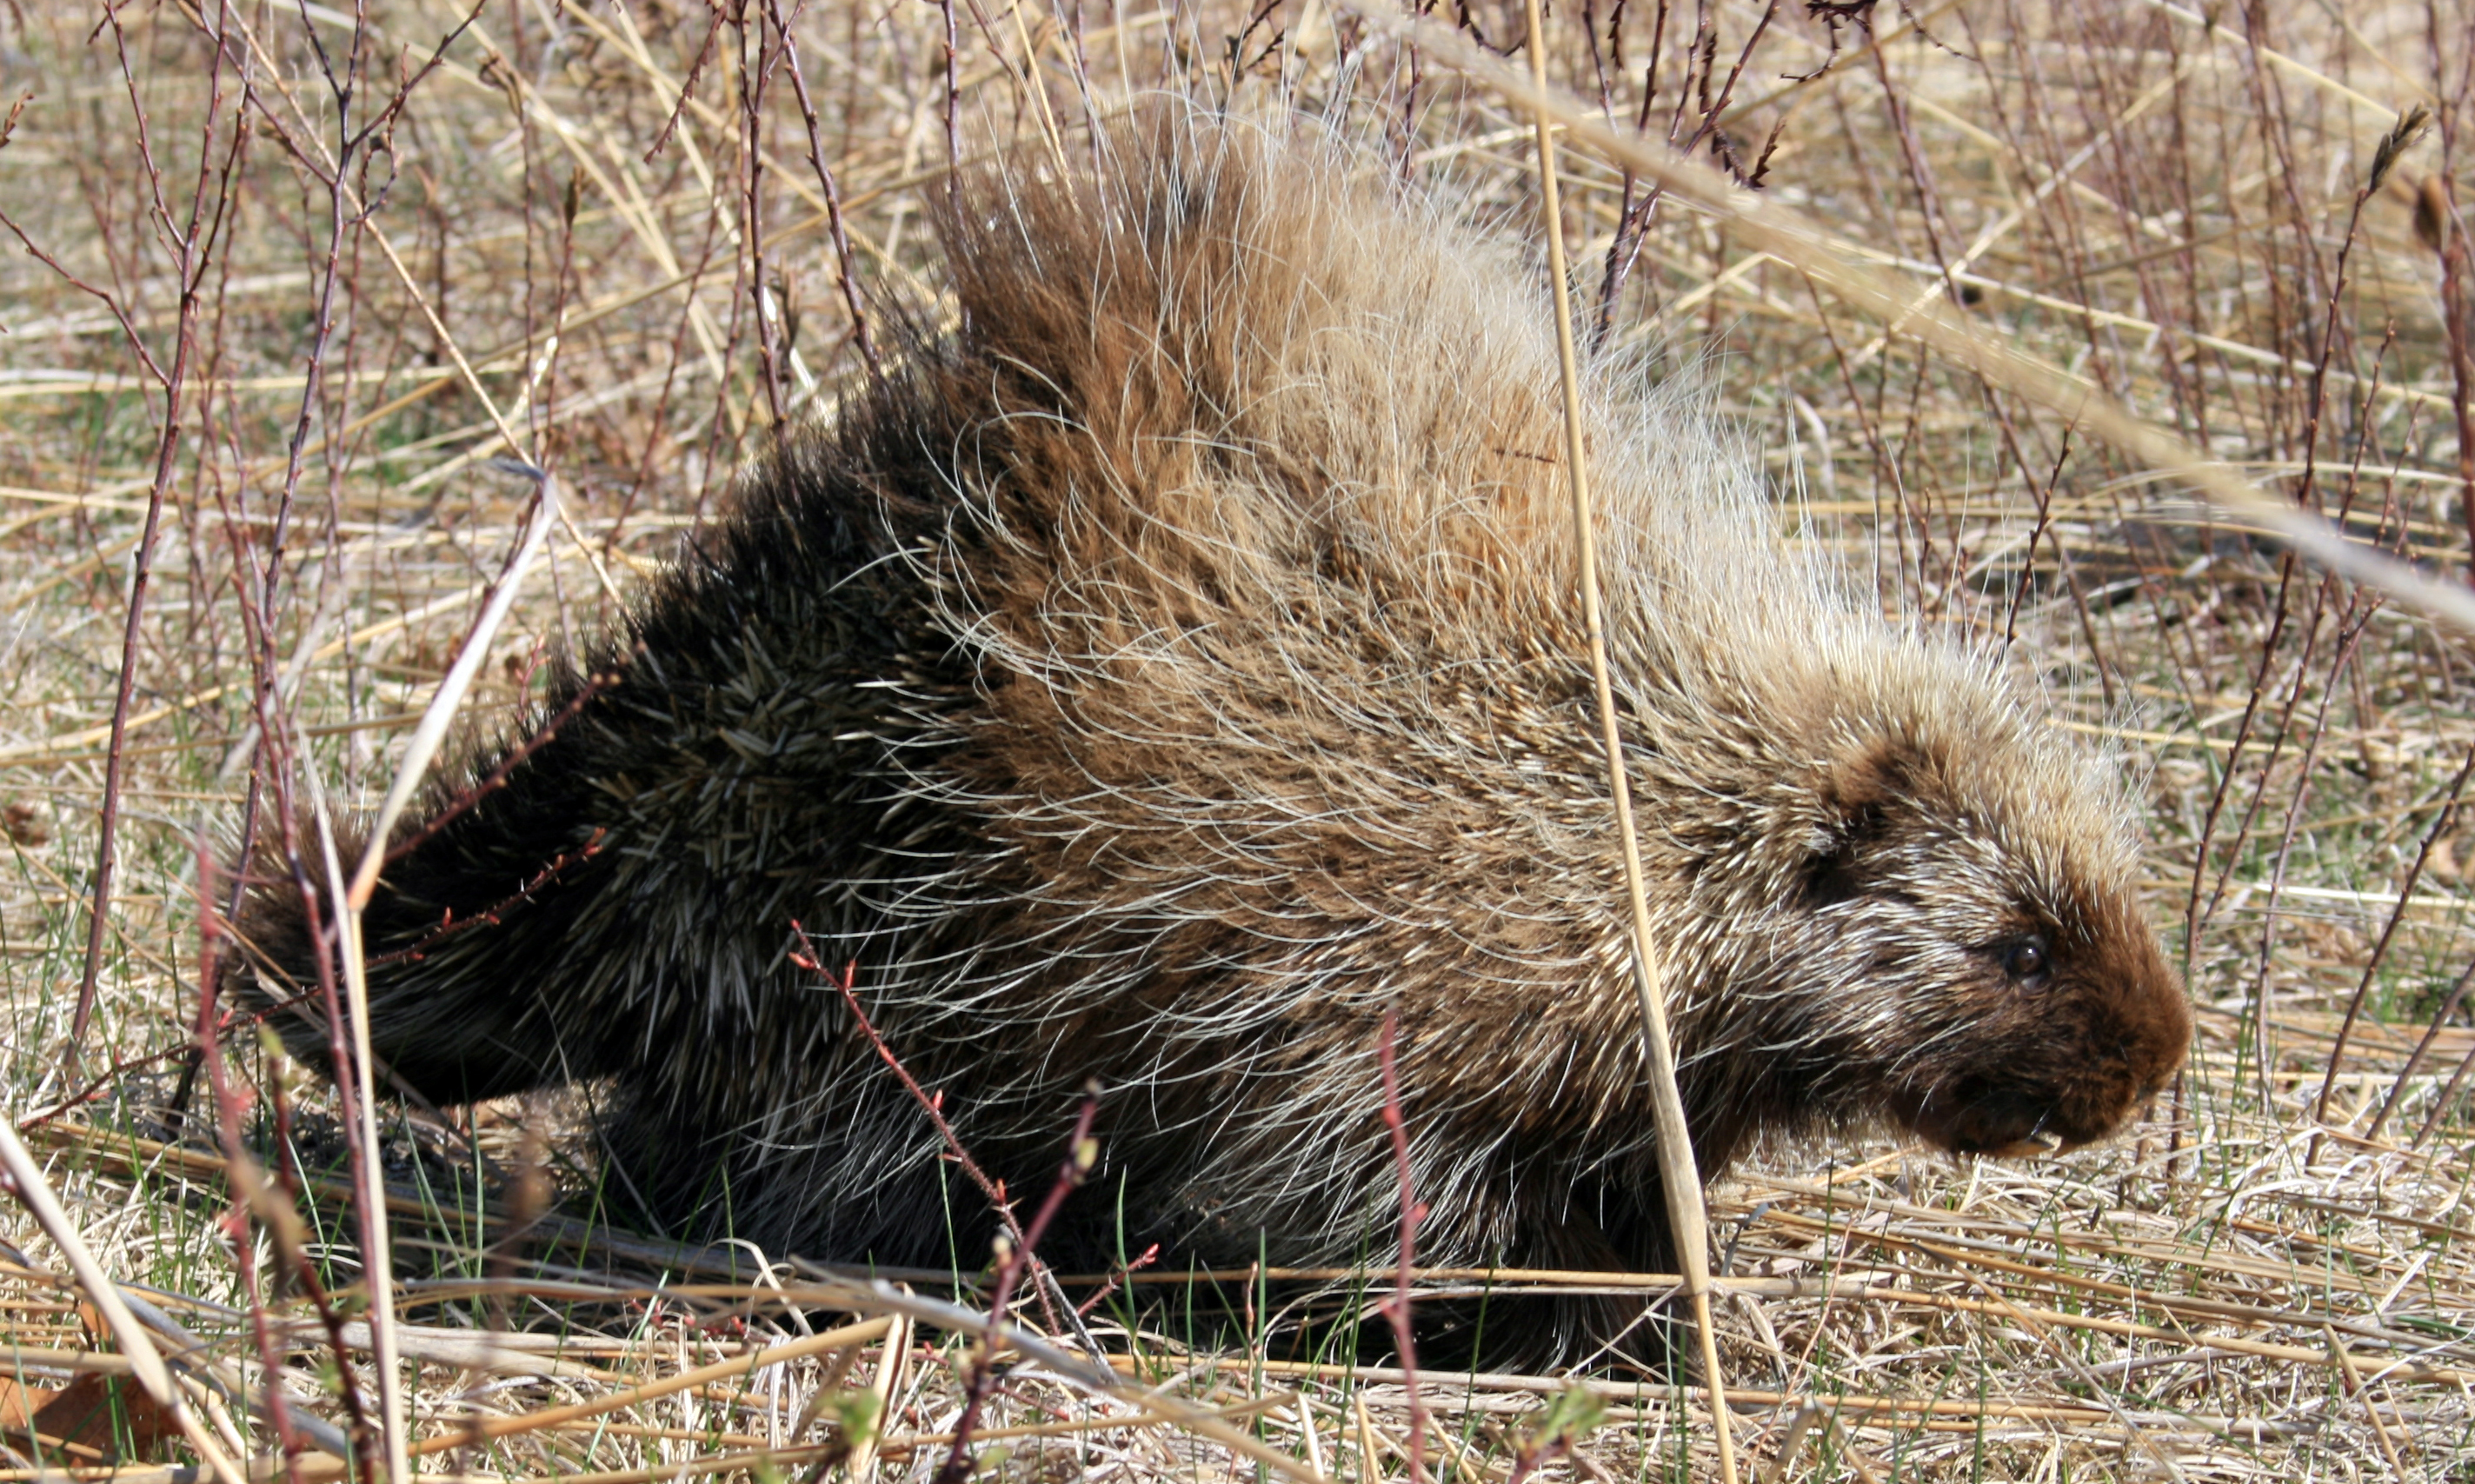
[787,924,1072,1336]
[739,9,788,423]
[1999,428,2075,644]
[2413,9,2475,577]
[1377,1007,1430,1484]
[645,5,728,163]
[366,830,608,967]
[15,1040,207,1134]
[189,844,381,1480]
[2320,734,2475,1145]
[931,0,960,194]
[190,844,306,1484]
[226,0,474,955]
[791,935,1005,1210]
[2415,1033,2475,1149]
[1074,1241,1161,1318]
[2373,950,2475,1143]
[762,0,882,380]
[933,1088,1101,1484]
[53,0,250,1069]
[253,998,382,1474]
[2438,191,2475,578]
[1594,2,1776,343]
[382,680,617,866]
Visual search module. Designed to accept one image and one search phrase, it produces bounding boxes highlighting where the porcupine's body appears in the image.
[231,116,2189,1357]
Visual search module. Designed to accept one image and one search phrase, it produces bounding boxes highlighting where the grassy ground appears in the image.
[4,0,2475,1478]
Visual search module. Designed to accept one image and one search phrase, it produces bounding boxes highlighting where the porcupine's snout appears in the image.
[1899,911,2190,1159]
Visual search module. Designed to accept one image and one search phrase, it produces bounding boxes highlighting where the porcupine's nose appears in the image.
[1906,1071,2112,1157]
[1913,1048,2171,1158]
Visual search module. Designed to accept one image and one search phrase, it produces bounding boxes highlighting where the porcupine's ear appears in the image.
[1799,734,1927,909]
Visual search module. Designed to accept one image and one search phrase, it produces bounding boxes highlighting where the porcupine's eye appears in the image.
[1997,934,2053,991]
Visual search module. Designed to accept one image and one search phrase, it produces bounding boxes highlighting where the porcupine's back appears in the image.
[230,111,2186,1351]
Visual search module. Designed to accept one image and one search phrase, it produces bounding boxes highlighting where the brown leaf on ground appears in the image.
[1,801,47,846]
[0,1373,177,1463]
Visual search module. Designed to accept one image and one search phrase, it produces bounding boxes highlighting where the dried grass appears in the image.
[5,0,2475,1479]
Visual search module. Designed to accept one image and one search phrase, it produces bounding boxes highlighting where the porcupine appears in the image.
[228,111,2191,1359]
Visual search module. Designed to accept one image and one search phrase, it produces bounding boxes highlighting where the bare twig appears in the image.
[1374,1008,1431,1484]
[762,0,882,380]
[2313,734,2475,1148]
[932,1088,1101,1484]
[787,928,1079,1339]
[57,0,250,1068]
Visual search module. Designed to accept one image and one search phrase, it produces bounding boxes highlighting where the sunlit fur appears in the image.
[231,110,2190,1358]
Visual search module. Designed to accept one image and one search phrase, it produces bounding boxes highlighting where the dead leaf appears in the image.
[2,801,47,847]
[0,1371,176,1461]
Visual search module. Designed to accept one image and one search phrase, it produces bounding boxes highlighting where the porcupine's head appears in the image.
[1663,641,2192,1161]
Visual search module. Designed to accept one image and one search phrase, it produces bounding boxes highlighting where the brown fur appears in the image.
[230,112,2191,1358]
